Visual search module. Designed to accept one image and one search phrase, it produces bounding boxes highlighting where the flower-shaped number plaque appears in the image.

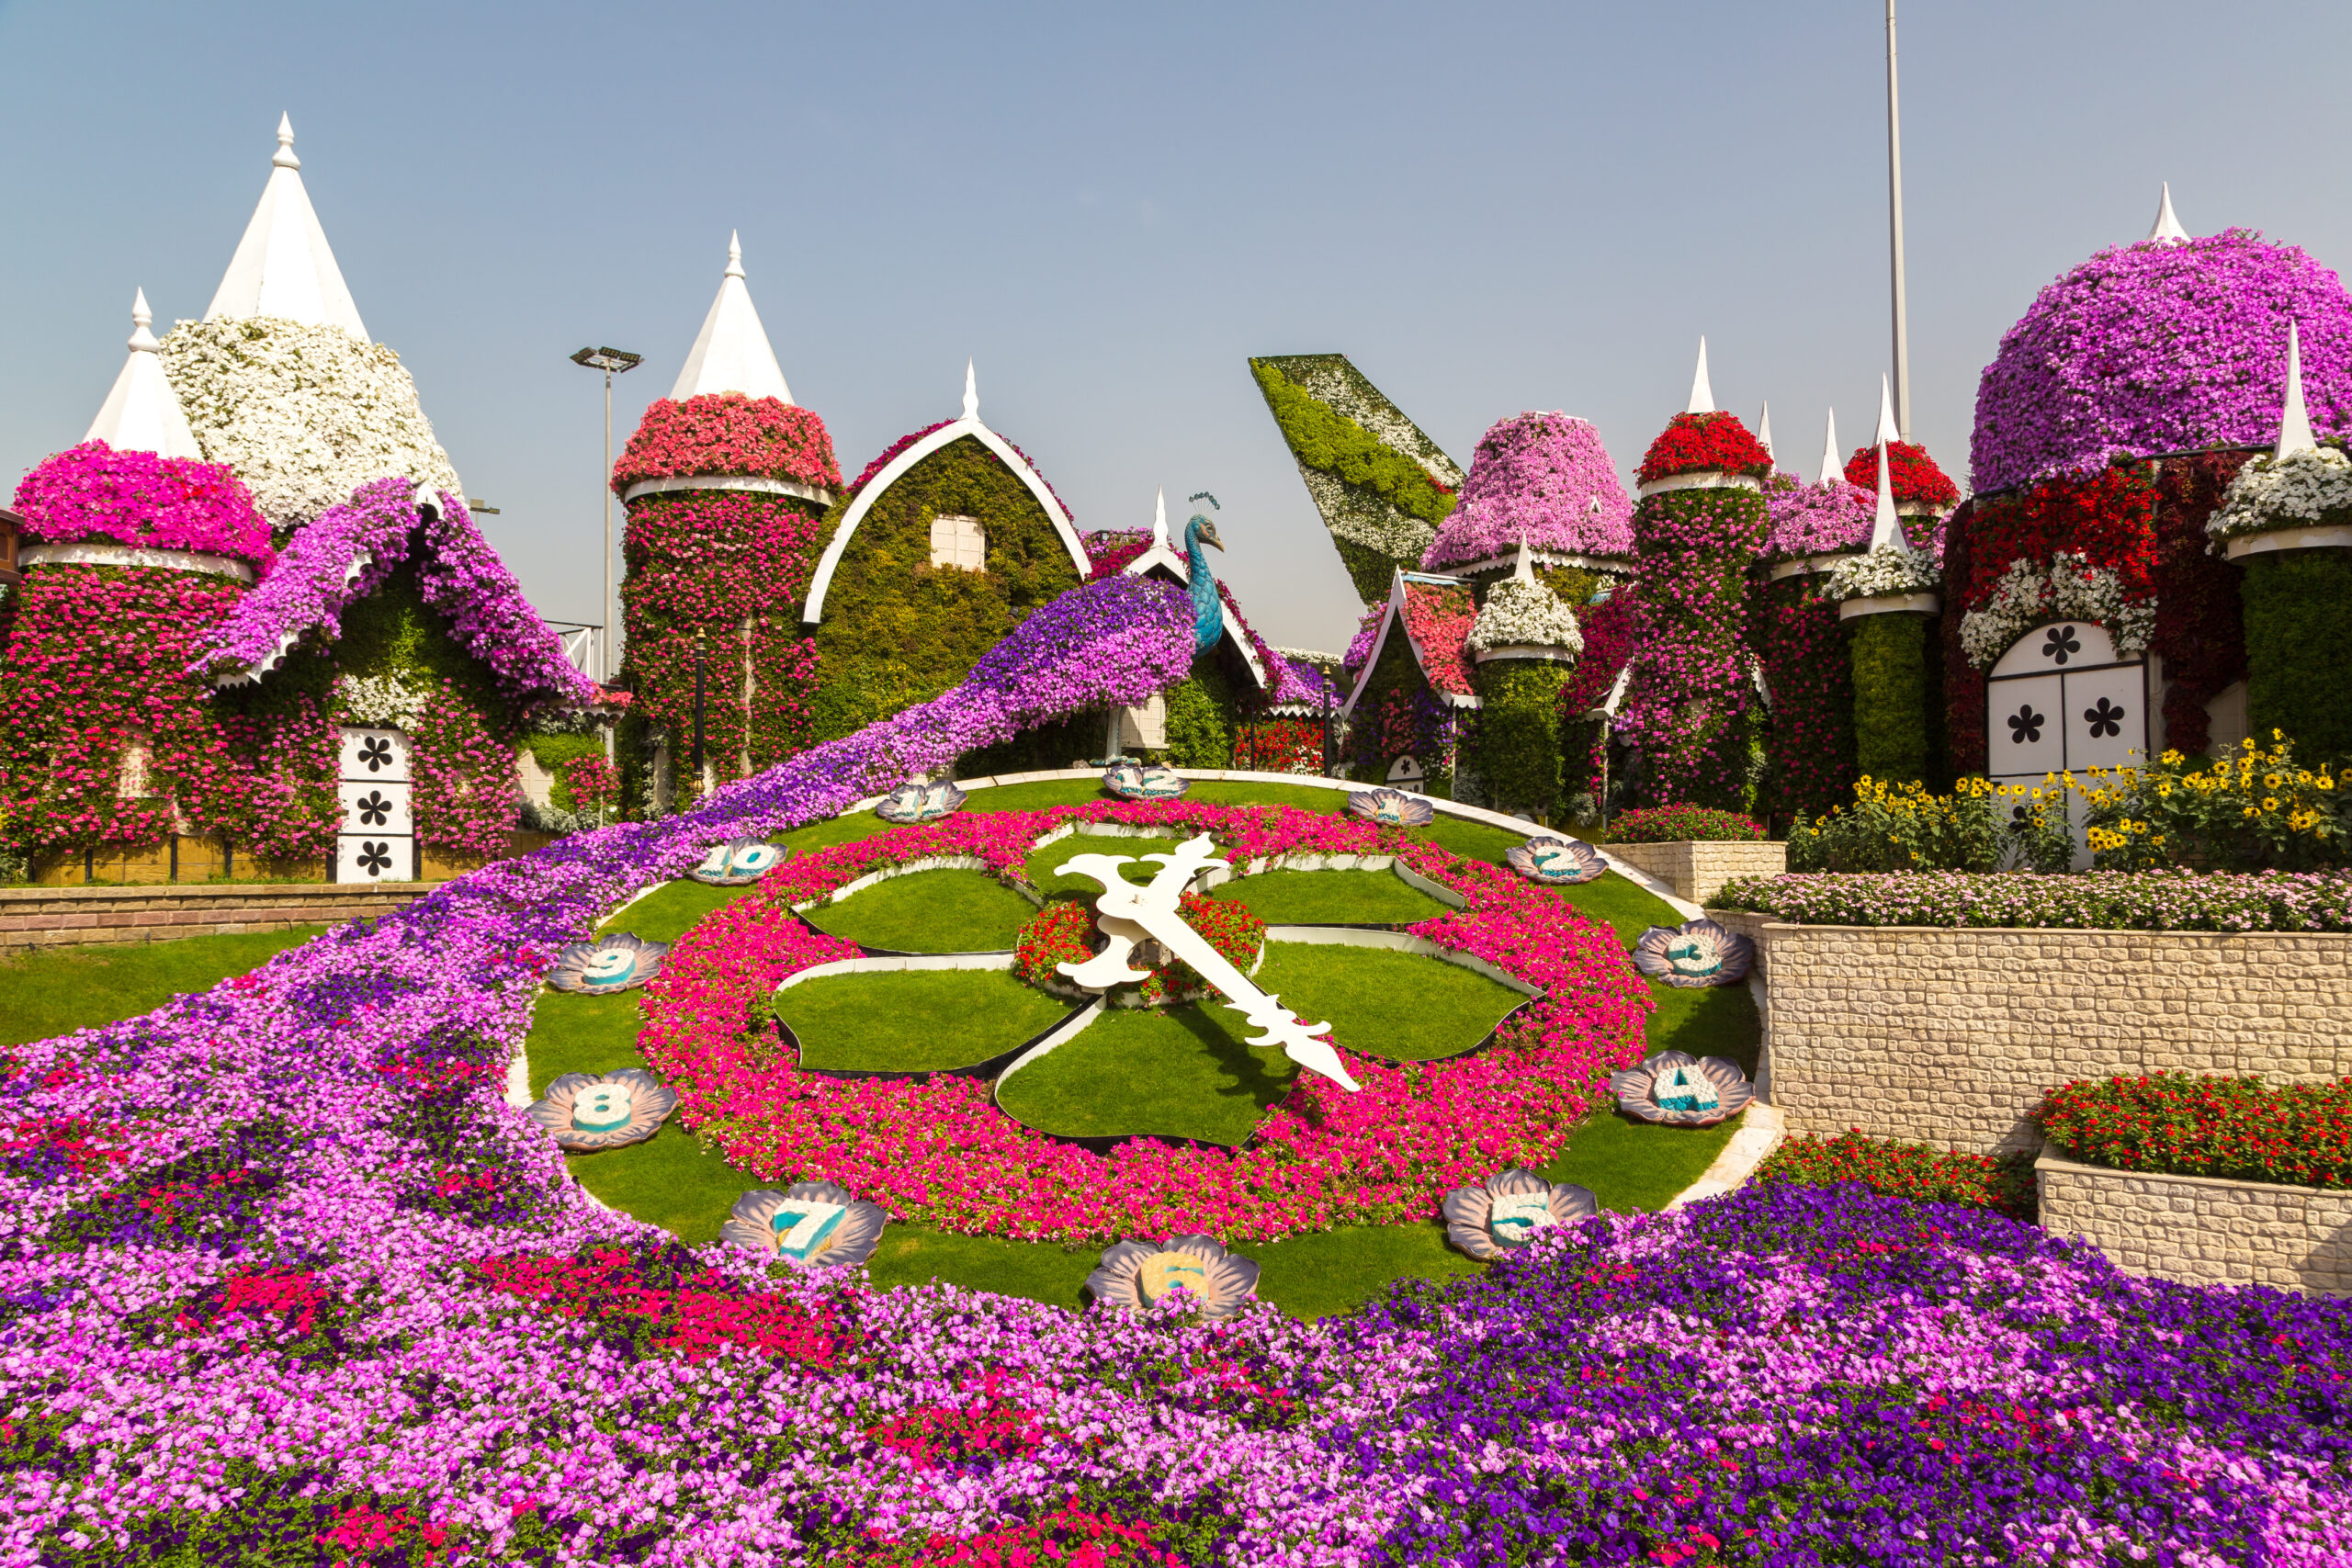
[720,1181,888,1269]
[527,1068,678,1151]
[1504,836,1606,886]
[690,838,786,886]
[1609,1049,1754,1128]
[1440,1168,1600,1260]
[546,932,670,994]
[1103,761,1189,800]
[876,779,967,824]
[1346,788,1436,828]
[1630,919,1755,988]
[1084,1234,1261,1319]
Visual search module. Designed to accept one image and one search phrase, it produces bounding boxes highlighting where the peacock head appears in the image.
[1187,515,1224,552]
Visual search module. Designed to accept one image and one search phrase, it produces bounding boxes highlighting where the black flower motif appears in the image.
[357,737,394,773]
[2084,696,2126,739]
[2007,704,2045,745]
[2041,626,2082,665]
[356,840,393,875]
[355,790,394,828]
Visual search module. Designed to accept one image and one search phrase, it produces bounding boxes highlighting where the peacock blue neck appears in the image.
[1183,521,1221,653]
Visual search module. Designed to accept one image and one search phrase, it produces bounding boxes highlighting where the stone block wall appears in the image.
[0,883,439,951]
[1608,840,1786,906]
[1722,916,2352,1155]
[2038,1145,2352,1297]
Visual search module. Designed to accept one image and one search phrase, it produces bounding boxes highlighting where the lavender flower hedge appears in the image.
[1712,868,2352,931]
[1,572,2344,1563]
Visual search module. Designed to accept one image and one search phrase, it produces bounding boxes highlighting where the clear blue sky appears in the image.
[3,2,2346,652]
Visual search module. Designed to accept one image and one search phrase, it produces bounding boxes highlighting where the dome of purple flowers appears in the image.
[1972,231,2352,494]
[1421,412,1633,570]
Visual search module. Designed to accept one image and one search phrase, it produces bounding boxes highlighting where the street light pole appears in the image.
[1885,0,1912,443]
[571,346,643,682]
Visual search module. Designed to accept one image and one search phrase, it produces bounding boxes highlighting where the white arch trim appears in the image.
[800,416,1089,624]
[1341,570,1481,718]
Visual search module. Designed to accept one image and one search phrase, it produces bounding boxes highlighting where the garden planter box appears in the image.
[2037,1144,2352,1298]
[0,881,444,951]
[1713,916,2352,1156]
[1605,840,1784,906]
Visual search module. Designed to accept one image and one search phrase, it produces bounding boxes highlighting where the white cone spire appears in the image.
[962,360,978,422]
[1817,409,1841,486]
[1874,374,1901,447]
[205,115,368,340]
[1868,439,1903,552]
[1685,338,1715,415]
[1512,533,1535,583]
[85,289,203,459]
[1151,486,1170,550]
[1756,400,1774,462]
[669,231,794,404]
[2277,320,2318,460]
[2146,182,2189,243]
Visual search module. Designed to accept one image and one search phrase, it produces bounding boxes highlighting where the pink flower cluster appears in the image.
[611,393,842,493]
[12,440,275,569]
[1421,412,1634,570]
[1762,476,1877,561]
[1398,581,1478,697]
[639,799,1650,1244]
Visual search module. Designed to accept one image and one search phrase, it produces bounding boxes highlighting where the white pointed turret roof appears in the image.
[2146,182,2189,243]
[205,115,368,340]
[1756,400,1774,461]
[669,231,794,403]
[962,359,978,421]
[1686,338,1715,414]
[1817,409,1841,485]
[86,289,203,459]
[1874,374,1901,446]
[1150,485,1170,550]
[2277,320,2318,459]
[1868,441,1903,551]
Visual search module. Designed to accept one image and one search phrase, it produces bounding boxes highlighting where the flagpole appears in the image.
[1886,0,1912,443]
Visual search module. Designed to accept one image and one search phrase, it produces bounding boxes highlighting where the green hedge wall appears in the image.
[1849,611,1933,786]
[2245,549,2352,763]
[1248,363,1456,526]
[1164,652,1239,769]
[807,435,1084,746]
[1472,658,1572,817]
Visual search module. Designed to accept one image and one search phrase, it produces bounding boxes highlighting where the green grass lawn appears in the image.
[775,811,903,855]
[0,926,328,1049]
[599,879,762,942]
[955,779,1106,812]
[1557,871,1688,945]
[1023,834,1188,898]
[526,989,648,1099]
[1418,816,1531,867]
[1211,867,1451,924]
[801,871,1038,952]
[995,1005,1300,1145]
[777,968,1073,1072]
[1253,942,1521,1061]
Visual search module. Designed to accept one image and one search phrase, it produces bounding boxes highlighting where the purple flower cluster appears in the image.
[1713,867,2352,931]
[1420,411,1634,570]
[189,479,595,707]
[0,563,2340,1560]
[1973,231,2352,493]
[10,440,274,569]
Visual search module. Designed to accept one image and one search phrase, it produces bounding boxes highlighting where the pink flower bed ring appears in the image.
[876,778,967,824]
[643,798,1649,1244]
[1348,787,1436,828]
[1103,760,1188,800]
[1630,918,1754,988]
[547,931,670,994]
[690,837,786,886]
[529,1068,677,1151]
[1610,1049,1753,1128]
[721,1180,888,1268]
[1506,837,1606,886]
[1085,1233,1261,1319]
[1441,1168,1600,1260]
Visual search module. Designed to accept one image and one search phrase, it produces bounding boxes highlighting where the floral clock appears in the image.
[1610,1050,1753,1128]
[690,838,786,886]
[876,779,967,824]
[1347,787,1435,828]
[1102,761,1189,800]
[546,932,670,994]
[1084,1234,1261,1319]
[1630,919,1755,987]
[719,1180,888,1269]
[1012,893,1266,1008]
[527,1068,677,1151]
[1440,1168,1600,1260]
[1505,837,1606,886]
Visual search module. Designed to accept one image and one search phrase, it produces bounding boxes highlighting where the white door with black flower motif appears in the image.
[336,727,414,882]
[1986,621,2146,863]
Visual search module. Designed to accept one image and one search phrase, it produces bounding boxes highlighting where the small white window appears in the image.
[929,514,987,571]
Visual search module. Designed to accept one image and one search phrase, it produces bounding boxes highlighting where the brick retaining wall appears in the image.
[1715,912,2352,1156]
[1607,840,1786,906]
[0,882,441,951]
[2038,1145,2352,1297]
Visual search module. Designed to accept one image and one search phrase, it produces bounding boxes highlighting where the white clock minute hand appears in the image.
[1092,882,1363,1093]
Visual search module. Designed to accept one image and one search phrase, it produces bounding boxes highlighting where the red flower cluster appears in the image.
[612,393,842,493]
[1955,467,2158,613]
[1758,1129,2036,1219]
[1013,891,1265,1006]
[1233,718,1325,773]
[1634,412,1774,486]
[470,1244,849,1367]
[2040,1072,2352,1190]
[1758,578,1857,822]
[1842,441,1961,511]
[1606,804,1767,843]
[868,1372,1050,1472]
[1399,581,1477,697]
[847,1498,1189,1567]
[2148,452,2255,755]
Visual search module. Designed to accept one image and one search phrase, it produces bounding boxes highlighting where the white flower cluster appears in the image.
[1826,543,1940,602]
[1300,464,1439,561]
[160,318,462,533]
[335,673,426,728]
[2207,446,2352,542]
[1465,575,1584,654]
[1960,551,2155,668]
